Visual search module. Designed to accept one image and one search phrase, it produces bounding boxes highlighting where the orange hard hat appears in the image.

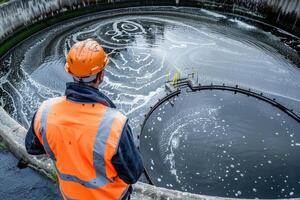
[65,39,108,79]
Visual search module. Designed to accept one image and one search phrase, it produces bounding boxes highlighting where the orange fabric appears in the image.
[34,97,128,200]
[65,39,109,77]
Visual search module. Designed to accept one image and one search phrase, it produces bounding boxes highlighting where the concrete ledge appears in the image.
[0,106,54,178]
[0,106,226,200]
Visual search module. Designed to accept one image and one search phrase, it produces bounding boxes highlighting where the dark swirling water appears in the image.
[0,148,60,200]
[0,7,299,198]
[141,89,300,198]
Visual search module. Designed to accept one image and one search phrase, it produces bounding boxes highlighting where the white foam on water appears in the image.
[229,19,257,30]
[159,107,221,186]
[201,9,227,19]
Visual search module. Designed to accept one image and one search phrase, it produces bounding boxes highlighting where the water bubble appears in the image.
[151,159,154,165]
[171,137,179,149]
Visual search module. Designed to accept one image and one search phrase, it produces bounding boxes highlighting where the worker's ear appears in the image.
[97,71,104,85]
[99,71,104,81]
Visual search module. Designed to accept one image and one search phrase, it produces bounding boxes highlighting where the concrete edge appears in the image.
[0,106,230,200]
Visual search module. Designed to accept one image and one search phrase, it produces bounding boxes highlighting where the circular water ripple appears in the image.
[1,12,299,131]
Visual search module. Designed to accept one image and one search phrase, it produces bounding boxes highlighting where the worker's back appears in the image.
[25,39,143,200]
[34,96,129,199]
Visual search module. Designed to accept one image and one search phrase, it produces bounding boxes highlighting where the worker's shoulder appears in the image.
[106,107,128,124]
[35,97,64,113]
[50,96,66,103]
[106,107,127,119]
[41,96,65,105]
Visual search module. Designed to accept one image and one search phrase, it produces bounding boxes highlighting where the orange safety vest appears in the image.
[34,96,129,200]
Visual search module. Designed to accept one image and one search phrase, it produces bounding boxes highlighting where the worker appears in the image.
[25,39,144,200]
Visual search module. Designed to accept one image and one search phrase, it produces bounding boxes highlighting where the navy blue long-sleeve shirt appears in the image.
[25,83,144,195]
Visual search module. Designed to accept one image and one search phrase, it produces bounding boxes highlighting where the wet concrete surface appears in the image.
[0,7,299,199]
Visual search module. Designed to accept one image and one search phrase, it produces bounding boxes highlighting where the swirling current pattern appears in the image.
[0,8,300,198]
[1,9,300,133]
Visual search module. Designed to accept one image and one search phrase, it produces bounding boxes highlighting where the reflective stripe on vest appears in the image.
[39,99,57,161]
[39,99,124,189]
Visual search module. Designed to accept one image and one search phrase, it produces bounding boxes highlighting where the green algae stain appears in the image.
[50,169,58,183]
[0,139,7,151]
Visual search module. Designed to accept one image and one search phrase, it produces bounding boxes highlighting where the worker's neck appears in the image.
[90,82,100,89]
[91,79,102,89]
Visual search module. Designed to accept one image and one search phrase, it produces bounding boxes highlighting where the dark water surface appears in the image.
[141,89,300,198]
[0,149,60,200]
[0,6,299,198]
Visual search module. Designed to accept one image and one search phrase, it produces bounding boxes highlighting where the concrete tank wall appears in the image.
[180,0,300,33]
